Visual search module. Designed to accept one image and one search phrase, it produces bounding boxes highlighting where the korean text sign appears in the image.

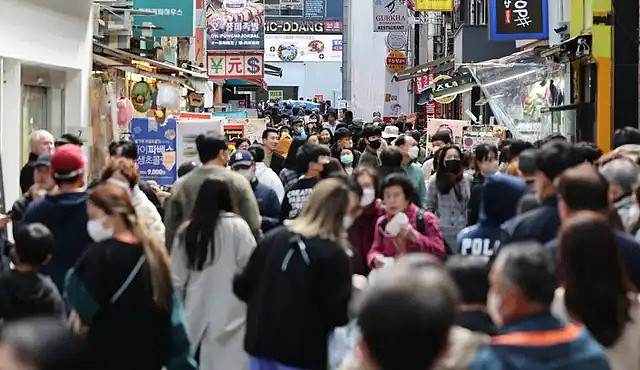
[489,0,548,40]
[206,0,265,51]
[134,0,195,36]
[130,118,177,185]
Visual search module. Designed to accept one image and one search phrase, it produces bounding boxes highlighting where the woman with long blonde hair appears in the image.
[65,183,196,369]
[234,178,361,370]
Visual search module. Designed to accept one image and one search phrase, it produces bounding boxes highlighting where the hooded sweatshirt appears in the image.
[457,174,526,257]
[0,270,65,322]
[23,191,92,293]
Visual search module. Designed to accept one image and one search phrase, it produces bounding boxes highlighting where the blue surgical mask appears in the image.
[341,154,354,165]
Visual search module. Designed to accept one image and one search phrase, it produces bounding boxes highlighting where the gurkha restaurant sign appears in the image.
[489,0,548,40]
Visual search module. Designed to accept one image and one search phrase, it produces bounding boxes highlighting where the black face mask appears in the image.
[368,139,382,149]
[445,159,462,174]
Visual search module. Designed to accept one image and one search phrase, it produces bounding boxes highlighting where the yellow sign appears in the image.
[386,50,408,73]
[415,0,454,11]
[433,75,458,104]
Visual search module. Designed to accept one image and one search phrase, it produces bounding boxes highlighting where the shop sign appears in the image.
[130,118,177,185]
[265,20,343,34]
[207,52,265,79]
[269,90,284,100]
[415,0,454,11]
[489,0,549,40]
[432,75,458,104]
[416,74,433,93]
[386,50,407,73]
[206,0,265,51]
[224,124,246,142]
[134,0,195,36]
[265,35,342,62]
[386,32,407,50]
[373,0,409,33]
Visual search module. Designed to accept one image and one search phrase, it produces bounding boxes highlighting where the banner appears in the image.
[207,52,265,79]
[206,0,265,51]
[489,0,549,40]
[373,0,408,33]
[134,0,195,36]
[130,118,177,185]
[265,34,342,62]
[415,0,453,11]
[176,118,226,167]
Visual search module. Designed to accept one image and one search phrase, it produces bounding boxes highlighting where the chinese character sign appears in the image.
[133,0,195,36]
[206,0,265,51]
[489,0,548,40]
[373,0,408,33]
[129,118,177,185]
[207,53,264,78]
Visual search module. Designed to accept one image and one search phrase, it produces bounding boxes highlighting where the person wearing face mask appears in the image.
[347,167,384,275]
[472,242,609,369]
[65,184,196,369]
[394,135,427,209]
[291,119,308,140]
[423,131,452,181]
[340,148,355,175]
[467,144,499,226]
[426,144,472,249]
[307,113,321,133]
[230,150,281,233]
[358,125,386,169]
[332,128,361,168]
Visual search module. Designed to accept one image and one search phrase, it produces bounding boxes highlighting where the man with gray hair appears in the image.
[600,158,640,231]
[20,130,55,194]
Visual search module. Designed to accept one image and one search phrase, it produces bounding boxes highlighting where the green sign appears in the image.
[269,90,284,100]
[134,0,195,37]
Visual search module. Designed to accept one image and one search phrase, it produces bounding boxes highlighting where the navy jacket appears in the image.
[23,191,92,293]
[503,196,561,245]
[457,174,527,257]
[547,231,640,290]
[252,180,281,232]
[472,314,610,370]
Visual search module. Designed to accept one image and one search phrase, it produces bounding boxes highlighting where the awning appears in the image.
[225,78,269,91]
[392,56,455,81]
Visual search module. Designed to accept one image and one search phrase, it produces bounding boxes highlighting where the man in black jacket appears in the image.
[11,154,56,233]
[20,130,54,194]
[262,128,285,175]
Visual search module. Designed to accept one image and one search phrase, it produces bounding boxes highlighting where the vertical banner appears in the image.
[373,0,409,32]
[130,118,177,185]
[489,0,549,40]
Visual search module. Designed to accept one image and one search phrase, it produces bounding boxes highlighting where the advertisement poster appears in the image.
[489,0,549,40]
[207,52,265,79]
[134,0,195,36]
[415,0,453,11]
[265,34,342,62]
[373,0,408,33]
[245,118,267,143]
[206,0,265,51]
[130,118,177,185]
[176,118,226,167]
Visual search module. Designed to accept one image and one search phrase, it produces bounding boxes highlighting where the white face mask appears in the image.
[487,290,504,327]
[343,214,355,230]
[408,146,419,160]
[361,187,376,206]
[87,216,114,242]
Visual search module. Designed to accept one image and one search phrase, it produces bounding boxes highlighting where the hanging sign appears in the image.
[415,0,454,11]
[386,32,407,49]
[386,50,408,73]
[207,52,265,79]
[489,0,549,40]
[373,0,408,33]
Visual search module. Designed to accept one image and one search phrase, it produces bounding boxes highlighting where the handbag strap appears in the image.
[110,255,146,304]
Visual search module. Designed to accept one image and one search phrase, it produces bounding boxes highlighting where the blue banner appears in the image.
[130,118,177,186]
[489,0,548,40]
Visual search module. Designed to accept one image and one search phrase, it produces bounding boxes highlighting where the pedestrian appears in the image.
[340,147,356,175]
[234,137,251,151]
[358,126,385,169]
[54,133,83,148]
[348,167,384,275]
[307,132,320,145]
[547,164,640,290]
[307,113,321,133]
[467,144,499,225]
[234,179,359,370]
[426,144,471,249]
[332,128,361,167]
[368,174,445,269]
[20,130,54,194]
[423,131,452,181]
[599,158,639,231]
[0,223,64,322]
[279,138,307,191]
[552,213,640,369]
[516,149,540,214]
[22,144,92,293]
[377,146,405,180]
[381,125,399,145]
[472,242,610,369]
[325,111,339,133]
[279,125,292,138]
[446,256,497,335]
[262,128,285,175]
[613,126,640,149]
[280,143,331,220]
[165,134,262,249]
[291,118,308,140]
[394,135,427,208]
[11,153,55,233]
[319,127,334,147]
[248,144,285,203]
[177,162,197,178]
[503,140,582,244]
[171,178,256,369]
[99,158,165,246]
[231,150,281,233]
[457,174,526,258]
[65,184,196,369]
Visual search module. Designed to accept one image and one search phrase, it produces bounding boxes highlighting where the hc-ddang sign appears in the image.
[489,0,549,40]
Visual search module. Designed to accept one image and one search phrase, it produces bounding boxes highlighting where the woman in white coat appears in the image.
[171,178,256,369]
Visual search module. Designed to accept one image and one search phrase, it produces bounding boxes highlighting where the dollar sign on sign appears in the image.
[247,57,260,74]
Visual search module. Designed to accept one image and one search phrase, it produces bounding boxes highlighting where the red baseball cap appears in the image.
[51,144,85,180]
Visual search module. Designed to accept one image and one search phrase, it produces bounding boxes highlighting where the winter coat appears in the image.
[255,162,285,203]
[0,270,65,322]
[503,196,561,245]
[426,174,472,249]
[172,214,256,370]
[367,203,446,267]
[347,200,384,275]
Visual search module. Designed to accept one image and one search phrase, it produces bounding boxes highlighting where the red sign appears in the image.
[314,94,324,101]
[386,50,408,73]
[207,52,265,79]
[416,74,433,94]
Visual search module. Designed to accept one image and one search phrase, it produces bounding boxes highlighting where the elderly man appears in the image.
[20,130,54,193]
[599,158,639,231]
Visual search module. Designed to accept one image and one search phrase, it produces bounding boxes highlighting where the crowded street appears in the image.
[1,0,640,369]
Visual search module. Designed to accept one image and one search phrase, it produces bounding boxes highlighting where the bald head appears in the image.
[30,130,54,156]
